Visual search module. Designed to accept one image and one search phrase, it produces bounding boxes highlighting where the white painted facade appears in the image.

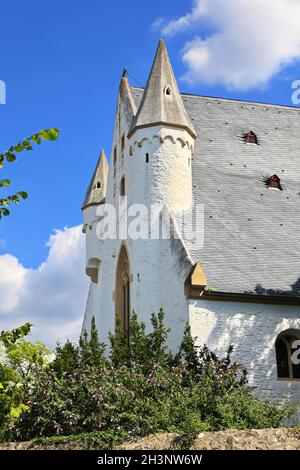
[190,300,300,409]
[82,72,195,350]
[82,40,300,408]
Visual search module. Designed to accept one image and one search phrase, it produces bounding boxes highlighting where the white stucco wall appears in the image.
[82,83,194,352]
[82,235,191,352]
[127,126,194,212]
[189,299,300,409]
[82,80,300,411]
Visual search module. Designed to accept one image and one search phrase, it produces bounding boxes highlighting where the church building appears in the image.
[82,40,300,406]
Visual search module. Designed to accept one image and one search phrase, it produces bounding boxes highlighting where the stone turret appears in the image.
[128,39,196,139]
[127,39,196,213]
[82,149,109,211]
[82,149,109,279]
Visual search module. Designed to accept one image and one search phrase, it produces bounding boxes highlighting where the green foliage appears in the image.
[0,128,59,219]
[32,430,128,450]
[6,340,51,382]
[0,324,51,440]
[9,312,295,448]
[109,310,172,372]
[0,323,33,348]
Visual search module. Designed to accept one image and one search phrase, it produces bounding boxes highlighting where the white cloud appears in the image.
[155,0,300,90]
[0,226,89,349]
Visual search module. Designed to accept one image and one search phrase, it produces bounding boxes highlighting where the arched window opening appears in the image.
[94,181,101,189]
[113,146,117,178]
[121,134,125,156]
[245,131,258,144]
[165,86,171,96]
[120,176,125,197]
[266,174,283,191]
[115,245,130,333]
[276,330,300,380]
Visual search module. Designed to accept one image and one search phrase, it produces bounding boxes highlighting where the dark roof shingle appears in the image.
[132,87,300,297]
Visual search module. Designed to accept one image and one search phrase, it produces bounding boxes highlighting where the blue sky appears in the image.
[1,0,299,267]
[1,0,300,345]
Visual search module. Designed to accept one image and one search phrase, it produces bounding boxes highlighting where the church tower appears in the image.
[82,40,197,350]
[126,39,196,214]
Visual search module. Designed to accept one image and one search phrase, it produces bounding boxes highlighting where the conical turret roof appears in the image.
[128,39,196,139]
[82,149,109,209]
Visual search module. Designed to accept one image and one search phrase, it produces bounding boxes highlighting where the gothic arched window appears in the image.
[275,330,300,380]
[115,245,130,333]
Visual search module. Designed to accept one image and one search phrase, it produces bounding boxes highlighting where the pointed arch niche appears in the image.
[115,244,131,333]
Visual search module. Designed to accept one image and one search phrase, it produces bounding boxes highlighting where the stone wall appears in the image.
[189,299,300,411]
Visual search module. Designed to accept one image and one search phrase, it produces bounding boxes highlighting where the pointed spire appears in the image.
[82,150,109,210]
[128,39,196,139]
[119,75,137,117]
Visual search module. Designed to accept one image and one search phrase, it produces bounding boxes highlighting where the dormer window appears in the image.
[266,174,283,191]
[164,86,171,96]
[245,131,257,144]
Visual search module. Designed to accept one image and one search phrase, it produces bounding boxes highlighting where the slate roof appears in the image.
[131,86,300,297]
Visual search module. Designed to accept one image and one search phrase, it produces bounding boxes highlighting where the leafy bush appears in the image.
[0,324,51,440]
[9,311,295,447]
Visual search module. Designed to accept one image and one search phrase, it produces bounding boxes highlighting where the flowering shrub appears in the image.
[10,312,295,445]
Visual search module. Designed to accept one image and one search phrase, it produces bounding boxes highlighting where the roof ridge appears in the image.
[131,86,300,111]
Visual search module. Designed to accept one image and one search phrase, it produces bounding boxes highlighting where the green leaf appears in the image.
[5,151,16,163]
[40,128,60,141]
[22,141,33,151]
[0,179,11,187]
[13,143,24,153]
[18,191,28,200]
[31,134,41,145]
[0,207,10,217]
[0,198,9,206]
[10,195,20,204]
